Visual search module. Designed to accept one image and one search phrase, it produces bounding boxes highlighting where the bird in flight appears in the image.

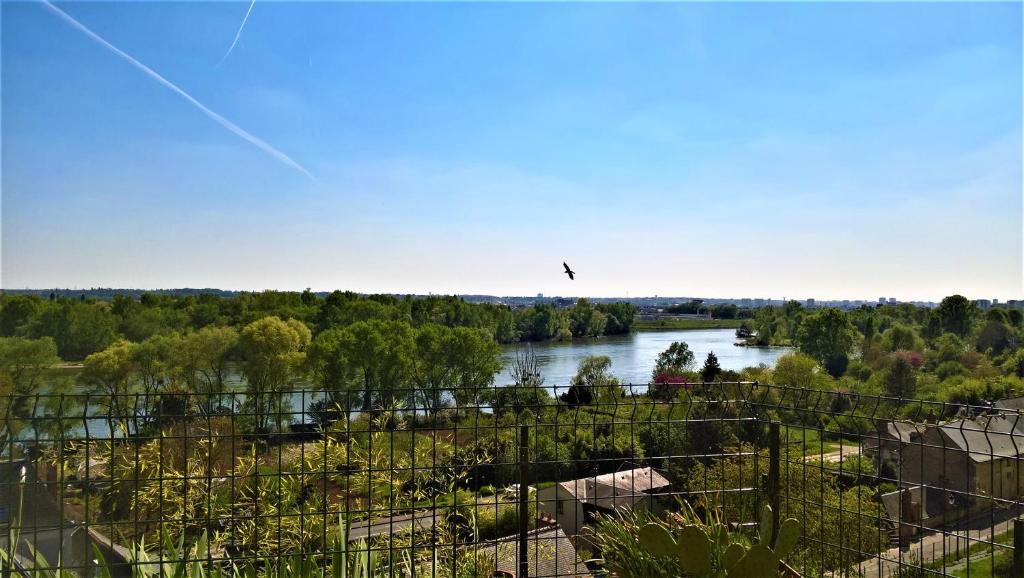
[563,262,575,280]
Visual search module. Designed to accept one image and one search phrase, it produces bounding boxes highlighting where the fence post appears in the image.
[768,421,781,547]
[519,423,530,578]
[1014,518,1024,578]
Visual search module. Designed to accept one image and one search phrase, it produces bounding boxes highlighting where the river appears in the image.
[495,328,791,386]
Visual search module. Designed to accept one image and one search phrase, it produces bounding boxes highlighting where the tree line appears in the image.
[0,291,637,361]
[734,295,1024,407]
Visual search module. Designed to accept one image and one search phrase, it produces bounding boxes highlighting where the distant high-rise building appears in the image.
[888,298,897,305]
[806,298,815,308]
[879,297,886,305]
[537,293,544,299]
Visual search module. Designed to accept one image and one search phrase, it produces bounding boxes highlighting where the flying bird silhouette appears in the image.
[563,262,575,280]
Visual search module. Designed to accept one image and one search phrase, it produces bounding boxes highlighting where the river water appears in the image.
[496,328,791,386]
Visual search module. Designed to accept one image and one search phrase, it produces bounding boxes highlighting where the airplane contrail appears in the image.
[40,0,314,180]
[218,0,256,66]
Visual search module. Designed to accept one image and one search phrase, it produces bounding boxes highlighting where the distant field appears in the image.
[633,318,743,331]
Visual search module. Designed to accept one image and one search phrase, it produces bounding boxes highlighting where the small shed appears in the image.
[536,467,671,541]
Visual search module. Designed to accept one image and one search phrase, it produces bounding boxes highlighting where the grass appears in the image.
[633,318,743,331]
[782,427,860,458]
[926,529,1014,577]
[949,548,1012,578]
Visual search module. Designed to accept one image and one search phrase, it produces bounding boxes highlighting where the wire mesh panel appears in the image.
[2,383,1022,577]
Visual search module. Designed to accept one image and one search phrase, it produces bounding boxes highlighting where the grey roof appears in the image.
[994,397,1024,411]
[474,526,592,578]
[886,422,928,443]
[558,467,671,511]
[939,415,1024,463]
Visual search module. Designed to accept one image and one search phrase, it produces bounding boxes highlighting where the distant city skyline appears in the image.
[2,2,1021,301]
[0,286,1013,308]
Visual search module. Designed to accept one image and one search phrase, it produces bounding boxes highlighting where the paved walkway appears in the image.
[347,510,441,542]
[854,510,1018,577]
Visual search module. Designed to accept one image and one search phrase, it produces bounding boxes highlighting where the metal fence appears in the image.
[3,383,1023,577]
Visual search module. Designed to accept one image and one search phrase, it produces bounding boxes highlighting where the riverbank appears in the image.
[632,318,742,331]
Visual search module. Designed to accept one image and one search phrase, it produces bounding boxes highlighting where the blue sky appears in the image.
[2,2,1021,301]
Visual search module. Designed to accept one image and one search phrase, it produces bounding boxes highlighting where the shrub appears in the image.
[935,360,966,381]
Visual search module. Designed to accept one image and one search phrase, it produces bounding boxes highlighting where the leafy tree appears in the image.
[0,295,41,336]
[701,351,722,382]
[569,298,608,338]
[652,341,695,381]
[0,336,60,446]
[411,324,457,415]
[29,300,118,360]
[596,302,637,335]
[771,352,828,390]
[796,308,856,377]
[885,355,917,399]
[937,295,975,338]
[561,355,621,405]
[131,334,178,417]
[331,320,416,411]
[447,327,502,408]
[173,326,238,412]
[238,317,311,433]
[80,340,138,430]
[881,324,922,352]
[305,328,353,405]
[976,320,1015,355]
[1008,309,1023,328]
[119,306,185,342]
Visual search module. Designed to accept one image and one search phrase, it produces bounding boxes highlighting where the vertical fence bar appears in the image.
[768,421,781,547]
[1014,518,1024,578]
[518,423,530,578]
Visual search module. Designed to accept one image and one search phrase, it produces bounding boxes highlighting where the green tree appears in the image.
[0,295,41,336]
[332,320,416,411]
[796,308,856,378]
[881,324,922,352]
[569,298,608,338]
[447,327,502,408]
[30,300,118,360]
[305,328,353,405]
[173,326,238,412]
[771,352,828,390]
[411,324,457,415]
[0,336,60,446]
[652,341,695,380]
[80,340,138,430]
[238,317,311,433]
[976,320,1015,355]
[937,295,975,338]
[885,355,917,399]
[597,302,638,335]
[562,355,621,404]
[701,351,722,382]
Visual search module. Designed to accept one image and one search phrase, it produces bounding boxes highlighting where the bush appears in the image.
[844,360,873,382]
[935,360,966,381]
